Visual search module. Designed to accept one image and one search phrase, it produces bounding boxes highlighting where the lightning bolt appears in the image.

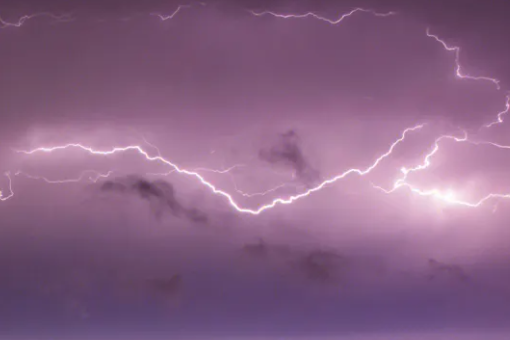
[147,170,177,177]
[240,185,288,198]
[3,7,510,214]
[232,182,289,198]
[247,10,509,209]
[193,164,245,174]
[397,130,469,190]
[0,172,14,202]
[366,30,509,206]
[246,7,509,208]
[150,5,190,21]
[14,170,113,184]
[484,94,510,128]
[372,132,510,208]
[13,124,423,215]
[147,164,244,177]
[0,12,74,28]
[373,130,468,194]
[228,171,291,198]
[149,161,293,198]
[149,164,291,198]
[426,28,501,90]
[377,181,510,208]
[248,7,396,25]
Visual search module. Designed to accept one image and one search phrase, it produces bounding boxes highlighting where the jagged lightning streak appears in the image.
[367,29,508,206]
[373,130,467,193]
[484,94,510,128]
[0,172,14,202]
[14,170,113,184]
[228,171,290,198]
[150,5,190,21]
[474,140,510,150]
[232,182,289,198]
[14,124,423,214]
[149,165,291,198]
[426,28,501,90]
[249,8,508,208]
[3,8,508,212]
[147,170,177,177]
[147,164,244,177]
[378,180,510,208]
[248,7,395,25]
[372,132,510,207]
[399,131,468,187]
[193,164,245,174]
[0,12,74,28]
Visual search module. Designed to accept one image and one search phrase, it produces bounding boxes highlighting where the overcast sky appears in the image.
[2,1,510,339]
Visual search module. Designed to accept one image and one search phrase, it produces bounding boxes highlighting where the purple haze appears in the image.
[1,0,510,339]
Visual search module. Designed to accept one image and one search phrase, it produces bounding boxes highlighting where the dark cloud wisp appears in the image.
[100,176,208,223]
[259,130,321,188]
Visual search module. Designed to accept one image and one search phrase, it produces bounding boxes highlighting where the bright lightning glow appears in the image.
[372,131,510,208]
[426,28,501,90]
[376,181,510,208]
[150,5,190,21]
[0,172,14,201]
[248,7,396,25]
[0,12,74,28]
[14,124,423,215]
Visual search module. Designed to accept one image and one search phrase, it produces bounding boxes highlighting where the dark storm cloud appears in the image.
[241,240,354,284]
[100,176,208,223]
[240,240,395,288]
[242,238,268,258]
[146,274,182,298]
[426,258,470,283]
[88,264,184,304]
[259,130,321,188]
[241,238,294,260]
[115,274,183,304]
[293,250,350,284]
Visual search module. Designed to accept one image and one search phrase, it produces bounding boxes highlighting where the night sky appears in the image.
[2,1,510,339]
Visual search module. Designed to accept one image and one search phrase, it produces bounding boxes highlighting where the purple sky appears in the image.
[2,0,510,339]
